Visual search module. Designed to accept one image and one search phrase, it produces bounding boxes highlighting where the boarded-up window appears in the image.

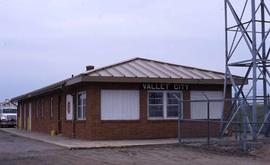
[190,91,223,119]
[101,90,140,120]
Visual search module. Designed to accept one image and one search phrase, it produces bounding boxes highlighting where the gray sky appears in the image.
[0,0,226,100]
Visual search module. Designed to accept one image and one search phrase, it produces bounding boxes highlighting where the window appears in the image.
[148,92,164,118]
[190,91,223,119]
[101,90,140,120]
[167,92,181,118]
[3,109,16,113]
[77,91,86,120]
[50,97,53,119]
[148,91,182,119]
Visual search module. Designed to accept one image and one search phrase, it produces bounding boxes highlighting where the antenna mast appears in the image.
[222,0,270,140]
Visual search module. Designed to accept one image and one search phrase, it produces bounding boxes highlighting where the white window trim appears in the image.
[147,90,183,120]
[77,91,86,120]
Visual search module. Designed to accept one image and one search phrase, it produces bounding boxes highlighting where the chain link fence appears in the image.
[176,98,270,151]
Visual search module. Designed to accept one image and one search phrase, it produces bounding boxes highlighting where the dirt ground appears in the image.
[1,145,269,165]
[0,131,269,165]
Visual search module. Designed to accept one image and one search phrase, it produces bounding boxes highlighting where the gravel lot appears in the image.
[0,130,269,165]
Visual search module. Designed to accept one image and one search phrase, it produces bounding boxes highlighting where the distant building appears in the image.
[12,58,241,140]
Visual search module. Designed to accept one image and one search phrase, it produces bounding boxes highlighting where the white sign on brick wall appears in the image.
[66,94,73,120]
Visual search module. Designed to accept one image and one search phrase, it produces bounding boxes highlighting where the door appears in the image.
[58,96,62,134]
[28,103,32,131]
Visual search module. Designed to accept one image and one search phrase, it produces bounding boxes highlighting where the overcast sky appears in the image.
[0,0,227,100]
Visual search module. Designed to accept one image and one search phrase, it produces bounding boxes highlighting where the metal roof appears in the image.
[82,57,226,79]
[12,57,243,101]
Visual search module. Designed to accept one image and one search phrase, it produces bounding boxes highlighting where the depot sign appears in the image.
[142,83,189,91]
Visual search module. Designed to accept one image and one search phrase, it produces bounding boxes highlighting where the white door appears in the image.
[28,103,32,131]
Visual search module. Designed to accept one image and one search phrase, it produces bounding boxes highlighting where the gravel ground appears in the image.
[0,130,269,165]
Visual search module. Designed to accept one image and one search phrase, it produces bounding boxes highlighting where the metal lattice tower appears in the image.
[221,0,270,141]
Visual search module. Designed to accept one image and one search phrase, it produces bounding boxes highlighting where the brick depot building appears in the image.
[12,58,236,140]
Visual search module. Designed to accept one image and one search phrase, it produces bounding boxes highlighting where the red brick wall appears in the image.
[87,83,231,140]
[17,82,232,140]
[18,94,61,134]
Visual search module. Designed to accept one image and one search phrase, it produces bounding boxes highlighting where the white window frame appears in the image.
[147,91,183,120]
[50,97,53,119]
[77,91,86,120]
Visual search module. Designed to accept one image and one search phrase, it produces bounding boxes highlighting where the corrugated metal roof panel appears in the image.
[128,61,159,78]
[98,70,113,77]
[114,66,136,77]
[176,66,202,79]
[161,64,188,79]
[191,69,213,79]
[206,71,224,79]
[91,73,100,76]
[122,63,148,77]
[133,60,165,78]
[106,68,124,77]
[142,60,173,78]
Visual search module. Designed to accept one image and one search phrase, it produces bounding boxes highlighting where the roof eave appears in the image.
[73,76,243,85]
[11,81,66,102]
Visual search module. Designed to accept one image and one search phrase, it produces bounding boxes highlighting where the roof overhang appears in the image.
[67,75,244,85]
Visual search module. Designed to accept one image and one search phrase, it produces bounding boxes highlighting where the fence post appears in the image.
[242,101,247,152]
[265,95,270,137]
[178,100,182,143]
